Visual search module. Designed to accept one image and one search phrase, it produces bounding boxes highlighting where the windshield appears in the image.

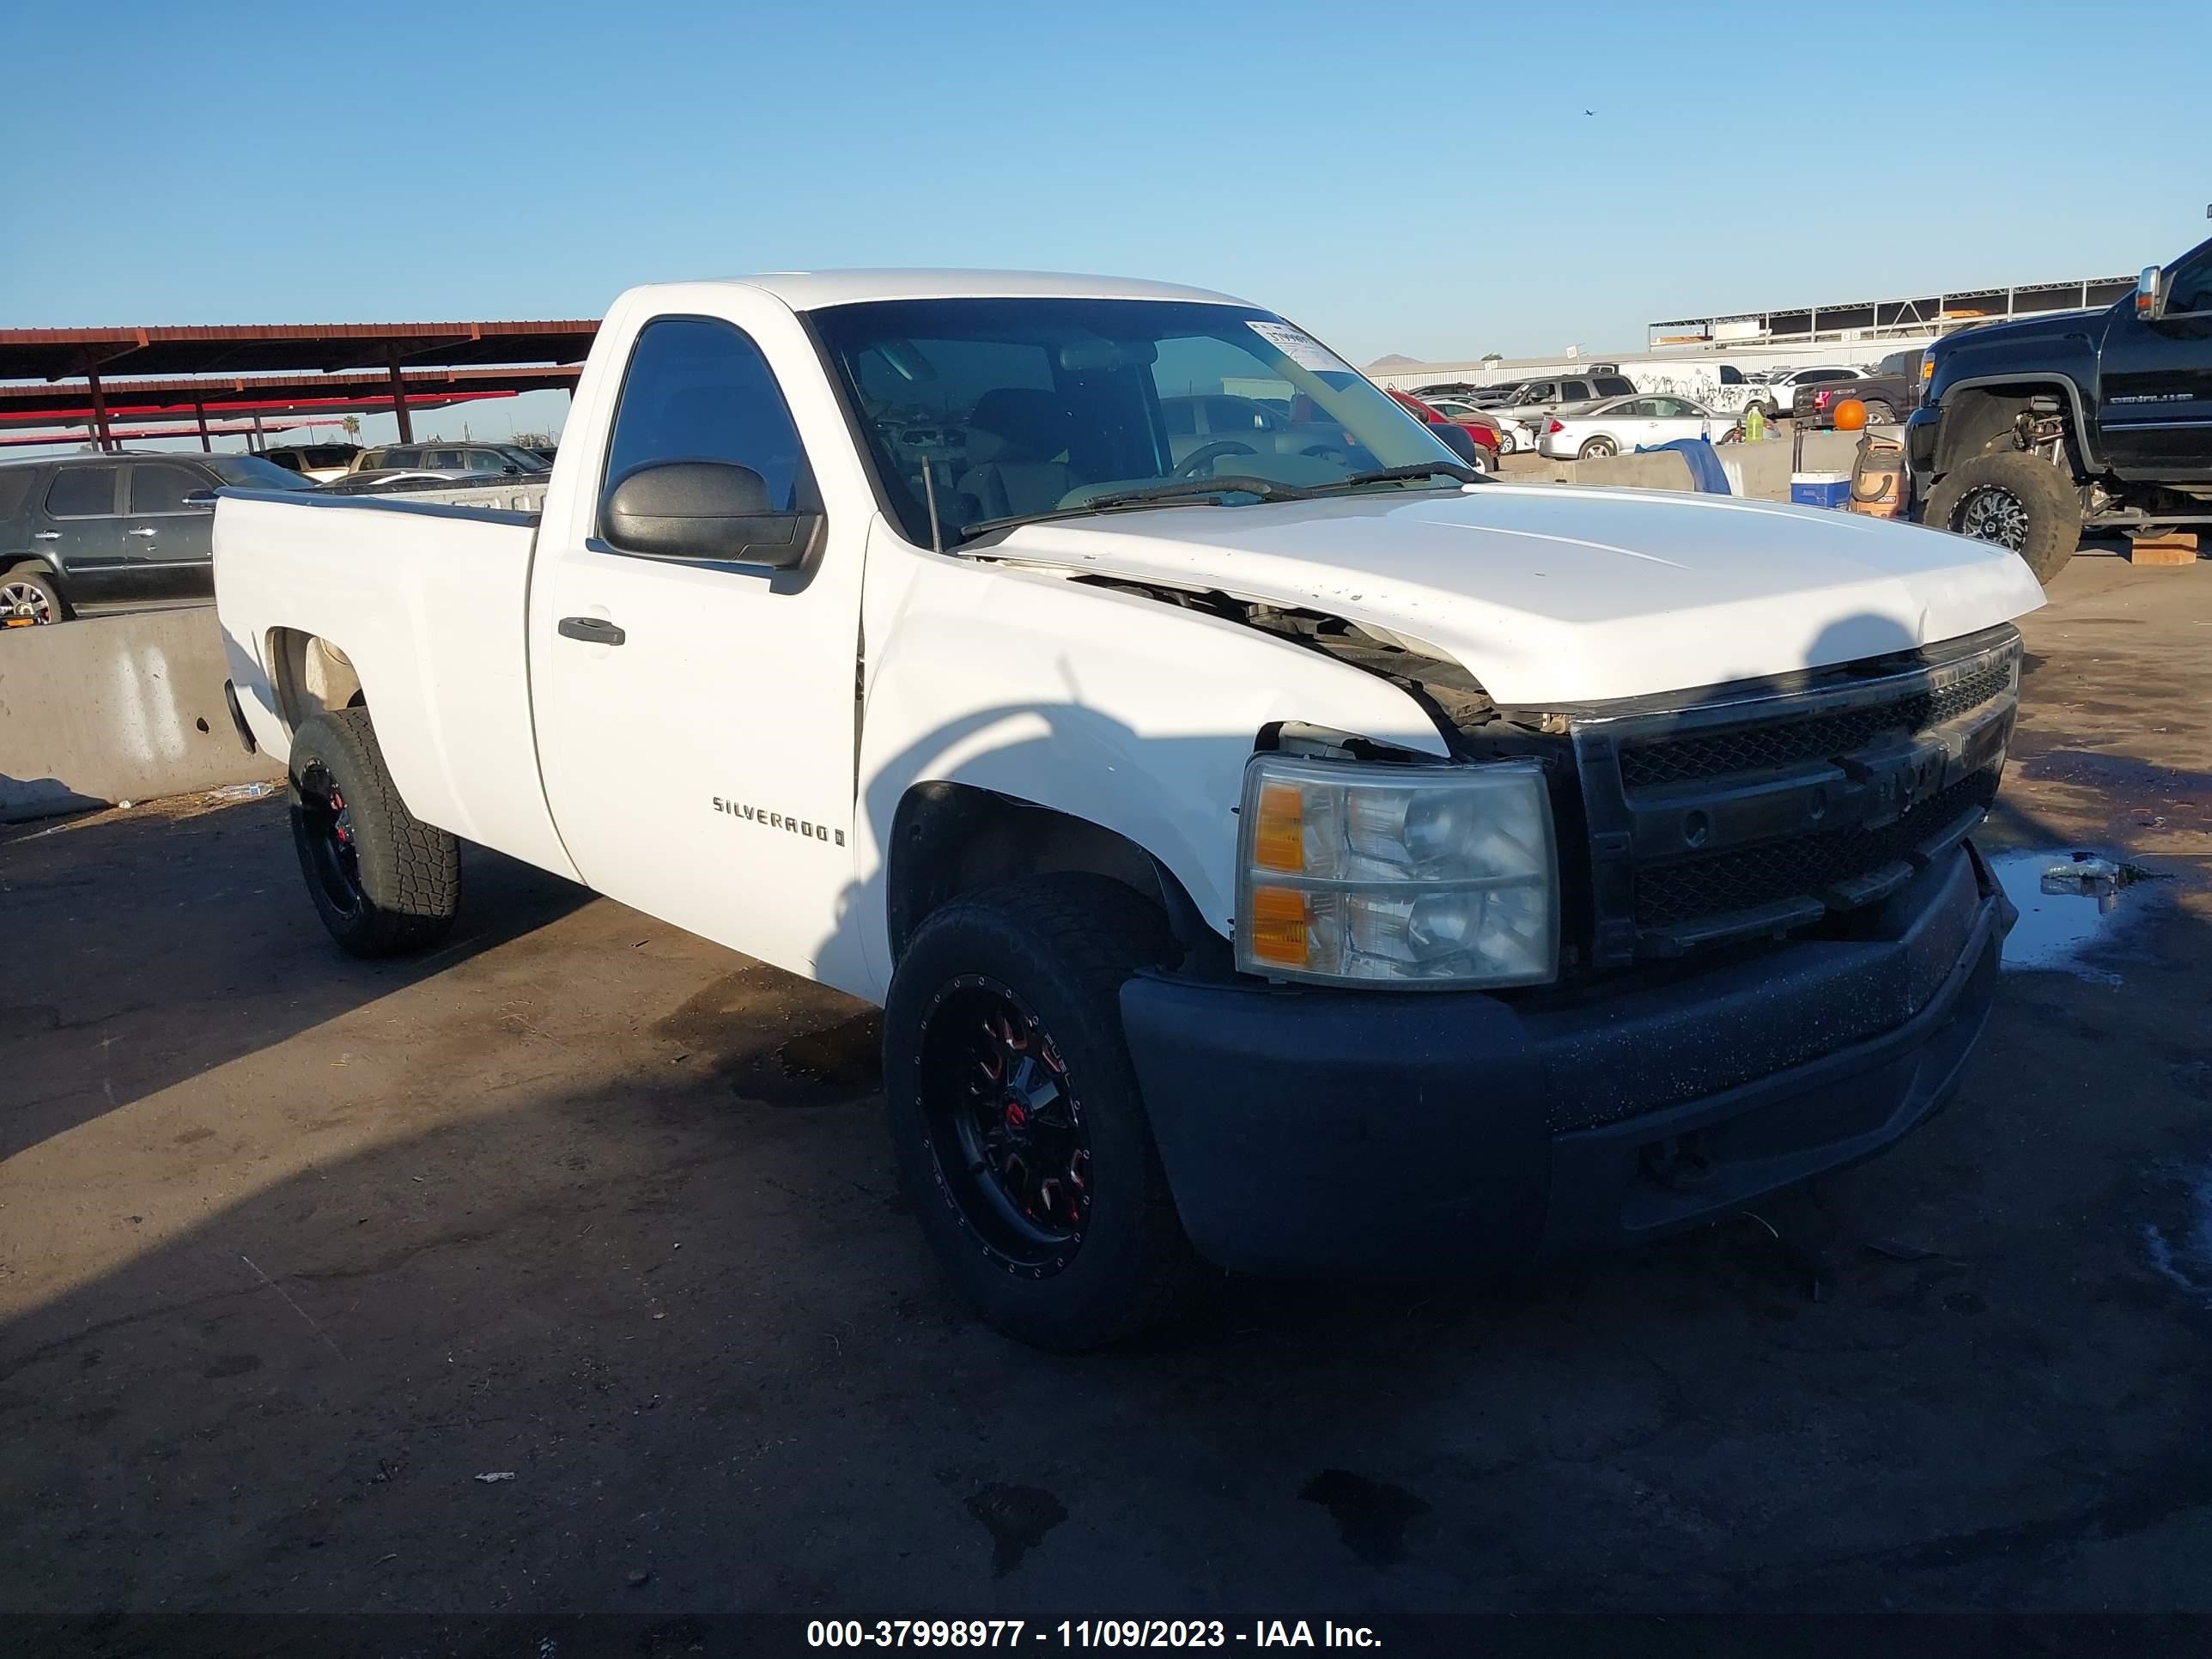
[810,297,1462,545]
[206,453,317,490]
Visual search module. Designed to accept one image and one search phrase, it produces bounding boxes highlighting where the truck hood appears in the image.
[987,482,2045,706]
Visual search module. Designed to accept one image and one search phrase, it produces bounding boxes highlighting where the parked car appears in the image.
[214,268,2039,1350]
[1747,366,1865,422]
[1537,394,1725,459]
[1908,234,2212,584]
[1792,353,1919,428]
[348,442,551,478]
[0,449,311,623]
[1492,374,1640,453]
[1387,388,1500,470]
[262,443,362,483]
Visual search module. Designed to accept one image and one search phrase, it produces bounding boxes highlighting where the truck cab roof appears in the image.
[649,269,1248,312]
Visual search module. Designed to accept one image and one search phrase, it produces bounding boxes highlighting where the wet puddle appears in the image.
[1990,849,2156,983]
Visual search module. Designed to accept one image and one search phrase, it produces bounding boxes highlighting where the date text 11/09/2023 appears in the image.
[806,1621,1382,1650]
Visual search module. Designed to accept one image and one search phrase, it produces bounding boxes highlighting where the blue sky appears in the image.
[4,0,2208,445]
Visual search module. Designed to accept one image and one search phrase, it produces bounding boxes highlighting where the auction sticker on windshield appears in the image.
[1247,320,1351,374]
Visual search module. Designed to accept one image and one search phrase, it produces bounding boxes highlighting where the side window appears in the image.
[603,316,809,512]
[1564,380,1593,401]
[465,449,507,471]
[425,448,465,469]
[2164,252,2212,314]
[46,465,119,517]
[1162,400,1197,437]
[1203,395,1269,432]
[1595,377,1637,397]
[128,463,211,514]
[0,469,34,518]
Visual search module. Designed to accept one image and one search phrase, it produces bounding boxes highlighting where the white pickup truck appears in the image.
[215,270,2044,1349]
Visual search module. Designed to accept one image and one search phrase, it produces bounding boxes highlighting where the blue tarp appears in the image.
[1637,437,1731,495]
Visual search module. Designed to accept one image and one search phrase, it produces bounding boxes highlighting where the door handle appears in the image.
[129,527,159,538]
[557,616,626,646]
[32,531,59,540]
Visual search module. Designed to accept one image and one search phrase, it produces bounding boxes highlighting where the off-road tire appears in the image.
[884,874,1199,1351]
[1,563,68,624]
[1923,450,2081,585]
[287,708,459,957]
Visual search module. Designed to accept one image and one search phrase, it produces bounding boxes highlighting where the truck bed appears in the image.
[213,488,578,879]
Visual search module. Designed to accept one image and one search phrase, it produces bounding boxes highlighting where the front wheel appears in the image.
[883,875,1198,1350]
[287,708,460,957]
[1923,450,2081,585]
[1577,435,1618,459]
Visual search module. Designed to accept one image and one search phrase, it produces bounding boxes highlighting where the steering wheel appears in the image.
[1173,439,1259,480]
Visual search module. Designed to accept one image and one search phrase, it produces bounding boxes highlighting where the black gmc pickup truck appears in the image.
[1906,234,2212,583]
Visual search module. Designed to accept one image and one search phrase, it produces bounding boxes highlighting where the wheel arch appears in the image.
[1931,376,2097,478]
[886,781,1222,974]
[266,626,368,732]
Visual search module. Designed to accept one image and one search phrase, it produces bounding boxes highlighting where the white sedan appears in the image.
[1537,394,1727,460]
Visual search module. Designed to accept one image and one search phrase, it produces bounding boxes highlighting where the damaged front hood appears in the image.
[988,482,2046,706]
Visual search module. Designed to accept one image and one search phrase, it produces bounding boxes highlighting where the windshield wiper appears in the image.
[1321,462,1487,490]
[957,476,1319,544]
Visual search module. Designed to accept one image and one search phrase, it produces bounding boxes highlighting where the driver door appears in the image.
[2100,247,2212,482]
[526,297,870,989]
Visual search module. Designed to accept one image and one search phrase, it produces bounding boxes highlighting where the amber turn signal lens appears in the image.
[1246,885,1310,967]
[1254,782,1304,872]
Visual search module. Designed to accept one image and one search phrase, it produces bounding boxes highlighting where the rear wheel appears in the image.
[1,565,67,625]
[1923,450,2081,585]
[884,874,1198,1350]
[287,708,459,957]
[1494,427,1518,455]
[1863,398,1899,424]
[1578,435,1618,459]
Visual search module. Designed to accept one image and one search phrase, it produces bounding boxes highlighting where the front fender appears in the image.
[850,531,1446,997]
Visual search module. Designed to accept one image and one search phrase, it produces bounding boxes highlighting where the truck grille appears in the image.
[1633,767,2000,929]
[1618,654,2016,789]
[1559,626,2021,963]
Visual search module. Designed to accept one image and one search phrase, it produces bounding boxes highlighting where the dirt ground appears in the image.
[3,550,2209,1640]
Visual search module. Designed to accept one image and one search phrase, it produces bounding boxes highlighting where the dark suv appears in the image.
[0,451,310,623]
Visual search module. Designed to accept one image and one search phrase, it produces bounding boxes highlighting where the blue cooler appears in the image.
[1790,471,1850,509]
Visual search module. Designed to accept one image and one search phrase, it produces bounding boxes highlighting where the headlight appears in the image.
[1236,753,1559,988]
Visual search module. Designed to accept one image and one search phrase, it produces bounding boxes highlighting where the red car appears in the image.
[1388,388,1503,467]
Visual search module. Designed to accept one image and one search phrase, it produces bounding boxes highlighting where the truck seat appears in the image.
[957,389,1078,521]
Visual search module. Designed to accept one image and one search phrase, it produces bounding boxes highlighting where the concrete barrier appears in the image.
[0,605,281,822]
[1546,428,1888,501]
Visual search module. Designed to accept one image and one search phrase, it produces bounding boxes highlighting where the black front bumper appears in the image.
[1119,843,2008,1277]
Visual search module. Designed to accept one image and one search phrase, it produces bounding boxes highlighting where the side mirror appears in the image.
[1431,424,1481,466]
[600,459,820,568]
[2136,265,2164,320]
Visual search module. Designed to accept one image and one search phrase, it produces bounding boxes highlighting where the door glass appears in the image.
[603,317,811,513]
[2164,255,2212,314]
[425,448,465,469]
[47,466,119,516]
[128,463,210,514]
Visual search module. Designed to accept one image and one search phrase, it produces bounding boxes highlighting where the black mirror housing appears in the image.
[1432,425,1481,466]
[600,460,821,568]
